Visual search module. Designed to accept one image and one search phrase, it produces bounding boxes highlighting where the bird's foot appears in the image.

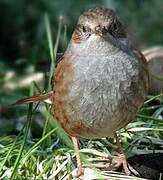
[112,152,131,175]
[111,152,140,176]
[76,166,84,177]
[112,132,139,176]
[72,167,84,179]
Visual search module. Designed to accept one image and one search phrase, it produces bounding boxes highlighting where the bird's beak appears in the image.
[94,26,107,36]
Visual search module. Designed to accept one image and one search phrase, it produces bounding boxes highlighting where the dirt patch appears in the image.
[128,153,163,180]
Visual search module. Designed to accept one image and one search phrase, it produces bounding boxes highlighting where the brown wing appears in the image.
[51,54,76,135]
[51,55,65,89]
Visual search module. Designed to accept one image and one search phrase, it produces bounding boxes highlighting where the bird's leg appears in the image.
[114,131,131,175]
[71,136,83,176]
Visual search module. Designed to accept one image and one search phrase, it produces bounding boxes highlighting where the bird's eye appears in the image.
[80,25,91,38]
[72,24,91,43]
[112,22,118,32]
[109,21,119,37]
[82,26,87,33]
[109,20,126,38]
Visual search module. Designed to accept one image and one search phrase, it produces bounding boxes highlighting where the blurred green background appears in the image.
[0,0,163,135]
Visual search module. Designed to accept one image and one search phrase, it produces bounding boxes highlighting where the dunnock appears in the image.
[15,7,149,176]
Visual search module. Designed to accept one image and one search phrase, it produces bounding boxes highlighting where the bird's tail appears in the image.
[13,91,53,105]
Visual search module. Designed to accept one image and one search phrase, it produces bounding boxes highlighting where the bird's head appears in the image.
[72,8,127,45]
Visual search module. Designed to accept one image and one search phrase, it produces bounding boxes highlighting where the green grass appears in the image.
[0,93,163,179]
[0,14,163,180]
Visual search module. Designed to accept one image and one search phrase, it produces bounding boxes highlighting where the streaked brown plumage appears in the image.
[51,8,148,140]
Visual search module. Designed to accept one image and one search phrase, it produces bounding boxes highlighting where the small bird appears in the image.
[15,8,149,176]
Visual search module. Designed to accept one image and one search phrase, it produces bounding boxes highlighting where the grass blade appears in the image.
[10,85,34,179]
[22,128,57,163]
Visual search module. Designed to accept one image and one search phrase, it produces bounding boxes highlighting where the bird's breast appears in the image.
[53,46,148,139]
